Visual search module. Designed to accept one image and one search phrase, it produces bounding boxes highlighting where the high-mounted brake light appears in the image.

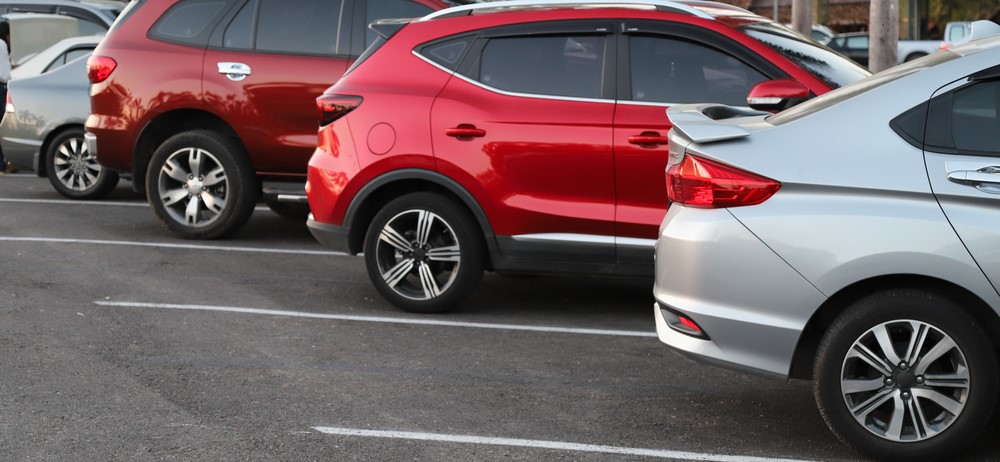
[317,94,362,126]
[666,155,780,208]
[87,55,117,84]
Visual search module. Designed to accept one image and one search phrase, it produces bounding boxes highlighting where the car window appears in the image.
[740,22,869,89]
[365,0,433,49]
[255,0,343,55]
[473,34,608,99]
[152,0,226,42]
[416,34,475,71]
[222,0,255,49]
[926,80,1000,155]
[846,35,868,49]
[42,47,93,73]
[629,35,768,106]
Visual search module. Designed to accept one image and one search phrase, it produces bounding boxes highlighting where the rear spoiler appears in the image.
[370,18,414,40]
[667,104,764,144]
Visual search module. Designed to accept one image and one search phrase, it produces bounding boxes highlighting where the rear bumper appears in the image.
[307,215,353,254]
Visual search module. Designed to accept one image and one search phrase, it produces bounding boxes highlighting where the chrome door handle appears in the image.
[218,62,251,81]
[947,167,1000,185]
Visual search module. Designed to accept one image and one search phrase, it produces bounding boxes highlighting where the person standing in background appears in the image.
[0,20,11,173]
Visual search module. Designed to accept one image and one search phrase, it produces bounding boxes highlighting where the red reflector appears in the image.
[678,315,701,333]
[317,94,362,126]
[666,155,780,208]
[87,55,117,84]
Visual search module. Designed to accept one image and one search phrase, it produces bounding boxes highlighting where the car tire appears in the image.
[363,192,484,313]
[813,289,997,462]
[146,130,258,239]
[46,127,119,199]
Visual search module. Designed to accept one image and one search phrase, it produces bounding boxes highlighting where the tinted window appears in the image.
[417,34,474,71]
[845,35,868,50]
[223,0,255,49]
[153,1,225,40]
[256,0,343,55]
[926,80,1000,155]
[365,0,432,48]
[476,35,607,99]
[629,36,768,106]
[741,23,869,89]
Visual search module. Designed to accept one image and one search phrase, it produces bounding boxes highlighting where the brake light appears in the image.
[666,155,780,208]
[317,94,362,126]
[87,55,117,83]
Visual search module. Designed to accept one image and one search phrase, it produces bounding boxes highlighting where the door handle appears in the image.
[218,62,252,81]
[947,167,1000,185]
[445,125,486,139]
[627,131,668,147]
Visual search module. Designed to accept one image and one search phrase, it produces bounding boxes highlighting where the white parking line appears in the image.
[92,301,658,338]
[0,237,346,256]
[311,427,812,462]
[0,197,272,210]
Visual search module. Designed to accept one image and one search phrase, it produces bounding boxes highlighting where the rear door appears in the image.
[922,69,1000,290]
[612,20,780,265]
[430,21,618,264]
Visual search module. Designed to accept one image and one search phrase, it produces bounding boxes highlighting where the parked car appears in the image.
[828,31,942,67]
[786,23,834,44]
[305,0,870,312]
[1,36,110,197]
[85,0,467,238]
[939,20,1000,51]
[654,27,1000,462]
[0,0,122,61]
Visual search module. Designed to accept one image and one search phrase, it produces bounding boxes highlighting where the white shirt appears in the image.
[0,41,10,83]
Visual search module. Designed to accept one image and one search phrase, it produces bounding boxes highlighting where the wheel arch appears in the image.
[131,110,245,193]
[788,274,1000,380]
[343,169,496,268]
[38,123,86,177]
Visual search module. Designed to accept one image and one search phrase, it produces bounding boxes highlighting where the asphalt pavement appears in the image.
[1,173,997,461]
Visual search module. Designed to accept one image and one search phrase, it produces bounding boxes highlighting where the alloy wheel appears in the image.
[52,136,100,192]
[841,319,969,442]
[373,209,462,301]
[157,147,229,228]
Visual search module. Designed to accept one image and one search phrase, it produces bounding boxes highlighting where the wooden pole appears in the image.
[791,0,812,37]
[870,0,899,73]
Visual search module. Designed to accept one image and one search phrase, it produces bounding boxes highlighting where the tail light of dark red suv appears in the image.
[317,95,363,127]
[86,55,117,84]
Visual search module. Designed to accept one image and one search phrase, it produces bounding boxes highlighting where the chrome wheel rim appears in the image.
[53,136,101,191]
[157,147,228,228]
[374,209,461,301]
[841,319,969,442]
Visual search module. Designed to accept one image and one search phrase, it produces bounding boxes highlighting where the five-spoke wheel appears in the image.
[46,128,119,199]
[146,131,257,239]
[364,193,483,313]
[815,290,997,461]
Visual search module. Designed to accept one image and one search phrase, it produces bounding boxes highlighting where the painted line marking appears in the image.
[0,197,273,211]
[92,301,657,338]
[311,427,813,462]
[0,237,346,256]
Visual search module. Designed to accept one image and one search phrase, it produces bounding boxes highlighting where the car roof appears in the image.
[422,0,753,21]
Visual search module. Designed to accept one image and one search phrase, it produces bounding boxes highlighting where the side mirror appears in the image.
[747,79,811,112]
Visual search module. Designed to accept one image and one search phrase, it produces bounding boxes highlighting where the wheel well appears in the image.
[788,274,1000,380]
[132,110,243,193]
[38,124,85,177]
[346,179,494,270]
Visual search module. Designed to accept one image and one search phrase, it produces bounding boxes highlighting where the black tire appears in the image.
[814,289,997,461]
[145,130,258,239]
[264,200,310,220]
[363,192,484,313]
[46,127,119,199]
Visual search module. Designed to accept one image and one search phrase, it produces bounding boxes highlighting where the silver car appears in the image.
[654,21,1000,461]
[1,35,119,198]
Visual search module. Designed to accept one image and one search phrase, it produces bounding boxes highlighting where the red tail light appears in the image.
[87,55,117,83]
[666,154,780,208]
[317,94,362,126]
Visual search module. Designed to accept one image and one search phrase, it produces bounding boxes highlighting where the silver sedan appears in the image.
[654,21,1000,461]
[1,35,119,198]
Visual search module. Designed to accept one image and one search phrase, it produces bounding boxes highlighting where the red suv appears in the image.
[306,0,870,312]
[85,0,461,238]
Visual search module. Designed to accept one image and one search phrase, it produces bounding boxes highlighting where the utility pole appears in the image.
[791,0,812,37]
[870,0,899,73]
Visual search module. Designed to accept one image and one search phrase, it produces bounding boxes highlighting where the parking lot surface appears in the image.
[1,174,997,461]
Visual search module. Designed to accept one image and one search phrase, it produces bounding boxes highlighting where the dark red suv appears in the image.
[306,0,870,312]
[85,0,461,238]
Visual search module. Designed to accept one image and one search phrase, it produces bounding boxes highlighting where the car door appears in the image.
[203,0,353,176]
[612,20,780,266]
[431,21,618,264]
[921,70,1000,289]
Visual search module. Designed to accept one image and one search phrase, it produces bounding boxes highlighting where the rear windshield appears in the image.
[740,22,870,89]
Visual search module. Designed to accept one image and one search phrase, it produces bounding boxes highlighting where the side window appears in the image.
[846,35,869,50]
[926,80,1000,154]
[223,0,256,49]
[256,0,343,55]
[43,48,94,73]
[475,34,608,99]
[151,0,226,44]
[56,7,109,34]
[628,36,768,105]
[416,34,474,71]
[365,0,433,48]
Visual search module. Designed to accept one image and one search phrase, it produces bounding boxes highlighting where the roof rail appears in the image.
[421,0,719,21]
